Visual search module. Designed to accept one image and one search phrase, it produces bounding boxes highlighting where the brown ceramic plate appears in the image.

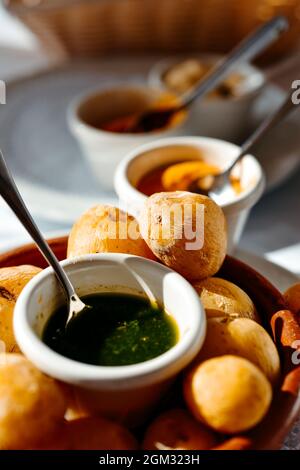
[0,236,299,450]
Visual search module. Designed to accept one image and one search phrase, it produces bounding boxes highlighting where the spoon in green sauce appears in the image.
[0,150,88,326]
[0,151,161,329]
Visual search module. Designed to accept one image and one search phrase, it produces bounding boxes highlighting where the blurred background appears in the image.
[2,0,300,60]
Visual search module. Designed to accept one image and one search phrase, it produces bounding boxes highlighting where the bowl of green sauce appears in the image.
[14,254,205,426]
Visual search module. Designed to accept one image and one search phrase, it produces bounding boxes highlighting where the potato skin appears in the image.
[67,205,155,260]
[34,422,71,450]
[0,265,41,353]
[66,416,137,450]
[192,277,259,322]
[39,416,137,450]
[197,317,280,385]
[184,355,272,434]
[284,283,300,314]
[139,192,227,280]
[143,408,217,450]
[0,354,67,449]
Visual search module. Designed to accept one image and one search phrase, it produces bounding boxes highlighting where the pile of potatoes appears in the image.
[1,191,299,449]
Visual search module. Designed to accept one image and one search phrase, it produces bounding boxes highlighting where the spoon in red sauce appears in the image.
[207,88,300,199]
[102,16,288,134]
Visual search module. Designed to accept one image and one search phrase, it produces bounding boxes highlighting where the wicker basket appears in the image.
[4,0,300,60]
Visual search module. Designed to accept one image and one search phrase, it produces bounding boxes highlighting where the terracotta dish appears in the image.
[0,236,299,450]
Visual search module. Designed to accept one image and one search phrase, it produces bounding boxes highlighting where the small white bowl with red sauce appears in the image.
[67,85,187,189]
[114,136,265,253]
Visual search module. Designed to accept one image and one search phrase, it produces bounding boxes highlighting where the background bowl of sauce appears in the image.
[14,253,205,427]
[148,54,265,141]
[67,85,187,189]
[114,136,265,253]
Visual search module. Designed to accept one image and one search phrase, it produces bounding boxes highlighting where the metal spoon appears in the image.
[124,16,288,133]
[0,151,87,326]
[202,88,300,199]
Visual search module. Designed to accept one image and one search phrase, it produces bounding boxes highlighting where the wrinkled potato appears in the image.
[284,283,300,314]
[66,416,137,450]
[198,317,280,385]
[192,277,259,322]
[0,354,67,449]
[184,355,272,434]
[139,192,227,280]
[143,408,217,450]
[0,265,41,353]
[67,205,155,260]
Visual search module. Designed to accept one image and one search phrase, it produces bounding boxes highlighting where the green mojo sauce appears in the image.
[42,293,178,366]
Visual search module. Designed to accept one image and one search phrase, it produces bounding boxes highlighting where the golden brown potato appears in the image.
[192,277,259,321]
[0,353,67,449]
[143,408,217,450]
[139,192,227,280]
[66,416,137,450]
[34,422,71,450]
[198,317,280,385]
[212,436,252,450]
[67,205,155,260]
[184,355,272,434]
[0,265,41,353]
[284,283,300,314]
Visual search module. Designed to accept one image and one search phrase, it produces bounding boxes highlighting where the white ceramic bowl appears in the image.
[14,253,205,427]
[148,55,265,141]
[67,85,188,189]
[114,136,265,253]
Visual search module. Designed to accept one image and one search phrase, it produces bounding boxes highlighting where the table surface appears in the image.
[0,5,299,450]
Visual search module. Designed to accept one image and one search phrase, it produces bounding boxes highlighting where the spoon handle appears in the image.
[0,151,76,301]
[227,89,300,173]
[182,16,288,108]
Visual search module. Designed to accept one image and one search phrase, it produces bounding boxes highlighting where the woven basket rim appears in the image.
[4,0,110,14]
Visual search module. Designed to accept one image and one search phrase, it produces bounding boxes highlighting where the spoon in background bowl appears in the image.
[109,16,288,133]
[196,88,300,200]
[0,151,88,326]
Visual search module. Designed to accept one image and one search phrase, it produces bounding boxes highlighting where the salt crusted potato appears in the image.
[184,355,272,434]
[284,283,300,314]
[192,277,259,322]
[0,265,41,353]
[67,205,155,260]
[66,416,137,450]
[139,192,227,280]
[0,354,67,449]
[143,408,217,450]
[198,317,280,385]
